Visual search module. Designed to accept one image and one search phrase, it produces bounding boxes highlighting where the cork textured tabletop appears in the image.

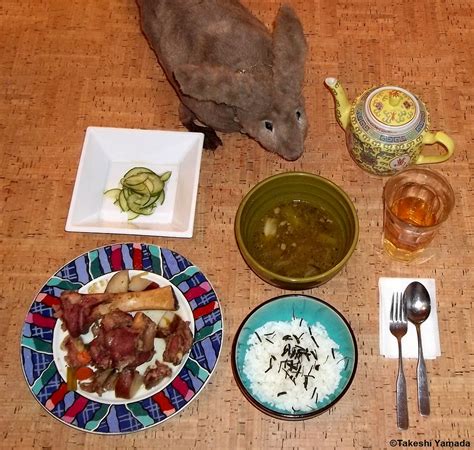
[1,0,472,448]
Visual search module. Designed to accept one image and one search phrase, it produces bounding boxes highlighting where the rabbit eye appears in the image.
[264,120,273,132]
[296,110,302,121]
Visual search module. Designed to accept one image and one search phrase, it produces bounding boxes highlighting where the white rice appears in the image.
[243,318,344,413]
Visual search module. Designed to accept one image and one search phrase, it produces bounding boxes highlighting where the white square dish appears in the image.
[65,127,204,238]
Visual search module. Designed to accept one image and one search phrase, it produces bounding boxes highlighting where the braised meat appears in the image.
[101,310,134,330]
[56,291,104,338]
[162,315,194,365]
[89,311,156,371]
[81,368,118,396]
[56,287,178,339]
[59,284,193,399]
[115,368,143,399]
[143,361,172,389]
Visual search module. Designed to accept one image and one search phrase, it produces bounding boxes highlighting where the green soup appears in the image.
[250,200,344,278]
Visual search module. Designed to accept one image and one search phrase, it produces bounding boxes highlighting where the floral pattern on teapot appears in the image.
[347,132,418,176]
[369,89,417,127]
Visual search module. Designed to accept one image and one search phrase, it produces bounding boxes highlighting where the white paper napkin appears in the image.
[379,277,441,359]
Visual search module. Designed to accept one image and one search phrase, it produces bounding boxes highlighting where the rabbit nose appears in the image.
[283,148,304,161]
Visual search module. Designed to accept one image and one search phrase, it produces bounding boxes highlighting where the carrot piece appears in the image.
[76,350,91,366]
[76,366,94,381]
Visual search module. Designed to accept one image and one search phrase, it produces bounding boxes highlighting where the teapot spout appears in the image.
[325,77,351,131]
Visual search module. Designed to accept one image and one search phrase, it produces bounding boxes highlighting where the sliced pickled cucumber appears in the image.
[104,188,121,201]
[145,175,164,195]
[122,172,149,186]
[122,166,154,178]
[127,211,140,221]
[122,180,149,194]
[160,171,172,182]
[157,189,165,205]
[104,166,172,220]
[118,190,129,212]
[143,194,160,208]
[123,187,132,199]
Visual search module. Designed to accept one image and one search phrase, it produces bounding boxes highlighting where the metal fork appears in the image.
[389,292,409,430]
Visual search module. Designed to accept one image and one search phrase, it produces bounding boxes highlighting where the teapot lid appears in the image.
[365,86,420,134]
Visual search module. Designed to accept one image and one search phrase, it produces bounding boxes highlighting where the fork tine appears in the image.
[398,292,403,322]
[401,292,407,323]
[390,293,395,321]
[395,292,400,323]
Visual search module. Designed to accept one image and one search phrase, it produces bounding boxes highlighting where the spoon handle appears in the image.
[416,325,430,416]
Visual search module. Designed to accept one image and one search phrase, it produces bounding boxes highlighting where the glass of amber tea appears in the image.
[383,168,455,262]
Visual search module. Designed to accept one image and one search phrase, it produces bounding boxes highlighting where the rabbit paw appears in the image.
[179,104,223,150]
[201,129,223,150]
[184,121,223,150]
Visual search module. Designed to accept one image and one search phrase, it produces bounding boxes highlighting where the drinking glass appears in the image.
[383,168,455,262]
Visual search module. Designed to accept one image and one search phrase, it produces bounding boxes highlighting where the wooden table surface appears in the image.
[1,0,473,448]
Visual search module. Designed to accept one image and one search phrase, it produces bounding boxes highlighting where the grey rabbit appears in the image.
[136,0,308,161]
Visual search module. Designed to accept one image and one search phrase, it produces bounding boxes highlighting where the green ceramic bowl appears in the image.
[235,172,359,290]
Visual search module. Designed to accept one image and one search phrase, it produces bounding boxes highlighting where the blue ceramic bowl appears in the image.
[231,295,357,420]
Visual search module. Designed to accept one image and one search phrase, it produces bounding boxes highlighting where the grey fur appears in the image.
[137,0,308,160]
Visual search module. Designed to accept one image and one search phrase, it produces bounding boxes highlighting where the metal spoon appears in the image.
[404,281,431,416]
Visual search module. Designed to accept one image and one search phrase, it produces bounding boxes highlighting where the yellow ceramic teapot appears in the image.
[325,77,454,176]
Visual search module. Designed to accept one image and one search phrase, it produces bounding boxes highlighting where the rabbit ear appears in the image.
[272,5,307,95]
[174,64,270,111]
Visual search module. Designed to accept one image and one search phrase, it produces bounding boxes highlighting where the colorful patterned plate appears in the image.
[20,243,223,434]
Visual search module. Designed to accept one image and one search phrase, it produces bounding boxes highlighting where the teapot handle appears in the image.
[416,131,455,164]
